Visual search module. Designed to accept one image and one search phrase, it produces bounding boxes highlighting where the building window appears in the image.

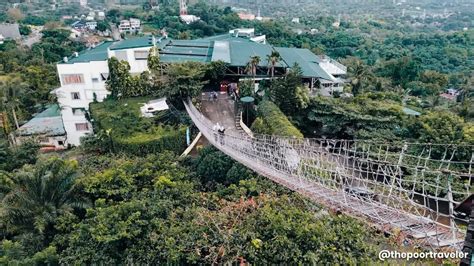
[92,77,99,83]
[61,74,84,85]
[58,140,64,146]
[115,51,128,61]
[72,108,85,116]
[75,123,89,131]
[71,92,81,100]
[134,50,149,60]
[38,136,49,143]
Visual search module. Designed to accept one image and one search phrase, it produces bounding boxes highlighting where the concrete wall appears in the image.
[17,135,68,150]
[108,46,151,73]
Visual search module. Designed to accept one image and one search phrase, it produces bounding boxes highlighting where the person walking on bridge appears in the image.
[213,122,221,143]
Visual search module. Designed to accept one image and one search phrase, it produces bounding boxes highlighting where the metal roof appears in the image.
[63,42,114,64]
[0,23,20,39]
[110,36,155,50]
[56,34,345,80]
[275,47,335,80]
[229,41,275,67]
[211,41,231,63]
[17,104,66,137]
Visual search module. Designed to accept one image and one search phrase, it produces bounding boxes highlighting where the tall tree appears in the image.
[1,158,88,242]
[0,76,27,130]
[106,57,131,99]
[266,51,281,78]
[246,56,261,88]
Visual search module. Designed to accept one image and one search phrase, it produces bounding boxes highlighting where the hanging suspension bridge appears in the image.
[184,93,473,251]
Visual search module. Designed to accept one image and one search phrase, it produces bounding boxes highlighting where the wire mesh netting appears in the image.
[184,99,473,250]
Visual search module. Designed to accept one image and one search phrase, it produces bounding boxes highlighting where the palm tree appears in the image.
[246,56,261,91]
[1,158,89,236]
[0,76,27,130]
[267,51,281,78]
[346,58,371,96]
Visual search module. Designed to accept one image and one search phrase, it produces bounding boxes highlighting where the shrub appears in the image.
[251,100,303,138]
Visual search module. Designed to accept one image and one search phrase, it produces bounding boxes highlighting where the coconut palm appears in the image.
[1,158,89,236]
[0,76,27,130]
[246,56,261,90]
[267,51,281,78]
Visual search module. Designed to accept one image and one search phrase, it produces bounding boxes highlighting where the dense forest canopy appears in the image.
[0,0,473,264]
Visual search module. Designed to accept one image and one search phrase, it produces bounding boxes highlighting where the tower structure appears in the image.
[179,0,188,16]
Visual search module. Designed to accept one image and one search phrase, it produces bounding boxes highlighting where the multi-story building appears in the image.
[50,29,347,146]
[118,18,141,33]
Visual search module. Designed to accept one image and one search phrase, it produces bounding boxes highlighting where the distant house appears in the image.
[440,88,460,101]
[71,20,97,32]
[86,21,97,31]
[237,13,255,21]
[71,21,86,31]
[0,23,21,41]
[0,34,4,44]
[118,18,141,33]
[16,104,68,151]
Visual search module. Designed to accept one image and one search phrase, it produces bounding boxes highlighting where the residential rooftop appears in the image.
[17,104,66,137]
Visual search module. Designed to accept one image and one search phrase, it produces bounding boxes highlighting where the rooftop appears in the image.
[0,23,20,39]
[65,41,114,64]
[58,32,347,80]
[17,104,66,137]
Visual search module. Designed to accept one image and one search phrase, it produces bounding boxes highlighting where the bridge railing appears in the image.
[184,99,473,247]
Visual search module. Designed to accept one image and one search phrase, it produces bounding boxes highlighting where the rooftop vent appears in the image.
[73,52,79,57]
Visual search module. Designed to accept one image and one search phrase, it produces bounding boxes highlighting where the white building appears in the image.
[52,32,346,146]
[54,37,156,145]
[85,21,97,31]
[228,28,266,44]
[118,19,141,33]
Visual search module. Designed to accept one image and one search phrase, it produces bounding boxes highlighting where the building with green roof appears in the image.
[16,104,67,150]
[53,28,347,146]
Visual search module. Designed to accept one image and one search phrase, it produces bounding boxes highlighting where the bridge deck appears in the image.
[190,96,466,250]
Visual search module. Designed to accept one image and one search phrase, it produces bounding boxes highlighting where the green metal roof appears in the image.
[229,41,275,67]
[275,47,334,80]
[61,42,113,64]
[110,36,155,50]
[56,35,342,80]
[17,104,66,136]
[159,39,213,63]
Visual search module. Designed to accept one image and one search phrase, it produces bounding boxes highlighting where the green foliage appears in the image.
[416,111,466,144]
[1,158,86,236]
[195,146,235,185]
[32,29,85,63]
[268,64,309,115]
[165,62,207,104]
[0,140,39,172]
[18,24,31,36]
[0,240,58,265]
[107,57,131,99]
[147,47,160,72]
[303,95,405,140]
[89,98,186,155]
[251,100,303,138]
